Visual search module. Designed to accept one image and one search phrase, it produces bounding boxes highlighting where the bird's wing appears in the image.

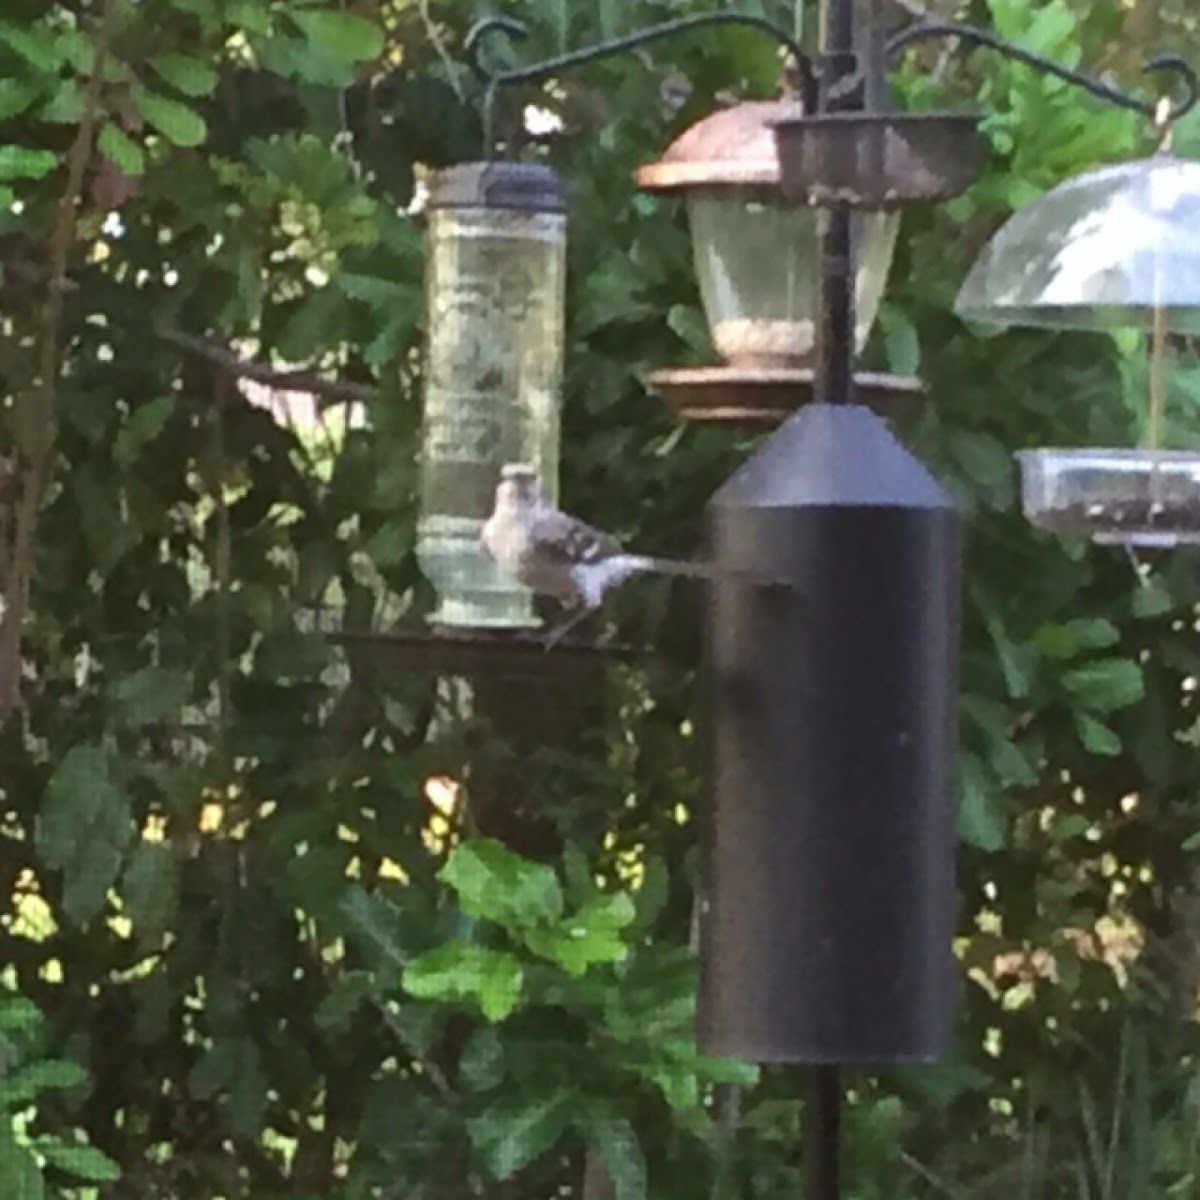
[528,504,623,566]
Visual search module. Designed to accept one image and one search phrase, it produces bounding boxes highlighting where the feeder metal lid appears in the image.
[635,97,805,192]
[427,161,567,213]
[956,153,1200,332]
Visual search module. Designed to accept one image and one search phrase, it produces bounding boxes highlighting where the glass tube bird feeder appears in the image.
[958,144,1200,547]
[416,161,567,628]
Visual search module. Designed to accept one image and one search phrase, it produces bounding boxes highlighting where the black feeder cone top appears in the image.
[701,403,961,1064]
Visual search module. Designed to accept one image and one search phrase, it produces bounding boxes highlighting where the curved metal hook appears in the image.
[1140,53,1198,123]
[888,21,1198,124]
[462,11,817,111]
[464,15,528,85]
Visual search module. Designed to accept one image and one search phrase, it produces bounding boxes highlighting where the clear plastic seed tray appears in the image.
[1017,447,1200,547]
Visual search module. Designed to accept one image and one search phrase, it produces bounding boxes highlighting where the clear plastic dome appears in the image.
[956,154,1200,332]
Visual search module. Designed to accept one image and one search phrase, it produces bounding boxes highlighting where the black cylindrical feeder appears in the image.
[700,402,960,1063]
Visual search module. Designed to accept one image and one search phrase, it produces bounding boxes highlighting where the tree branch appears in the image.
[0,0,121,728]
[159,327,378,404]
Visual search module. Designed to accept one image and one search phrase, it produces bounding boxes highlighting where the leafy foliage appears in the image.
[0,993,119,1196]
[0,0,1198,1197]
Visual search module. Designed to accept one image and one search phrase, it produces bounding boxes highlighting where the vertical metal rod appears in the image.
[804,1065,842,1200]
[811,0,852,1183]
[814,0,859,407]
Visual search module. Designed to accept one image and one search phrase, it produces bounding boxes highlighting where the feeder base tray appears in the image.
[1031,500,1200,548]
[649,364,923,424]
[328,624,632,678]
[1018,447,1200,550]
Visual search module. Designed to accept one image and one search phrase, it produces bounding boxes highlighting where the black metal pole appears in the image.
[814,0,859,408]
[805,1066,842,1200]
[807,0,855,1181]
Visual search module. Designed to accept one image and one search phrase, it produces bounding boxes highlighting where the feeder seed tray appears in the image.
[329,623,632,679]
[648,364,923,424]
[1018,447,1200,548]
[769,112,985,209]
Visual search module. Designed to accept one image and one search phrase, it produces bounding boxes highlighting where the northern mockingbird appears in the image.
[481,463,759,647]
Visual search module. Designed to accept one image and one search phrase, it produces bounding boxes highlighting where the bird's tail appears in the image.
[626,556,780,586]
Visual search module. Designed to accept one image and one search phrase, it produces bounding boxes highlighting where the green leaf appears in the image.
[696,1054,760,1086]
[1024,1,1076,54]
[1075,713,1122,757]
[574,1105,647,1200]
[108,666,191,728]
[666,303,710,357]
[52,27,90,72]
[0,146,58,181]
[290,10,384,62]
[981,607,1034,699]
[97,123,145,177]
[1049,813,1092,841]
[879,306,921,376]
[0,20,62,71]
[227,1,272,33]
[988,737,1038,788]
[148,53,219,97]
[459,1026,506,1091]
[130,86,207,147]
[524,893,636,976]
[0,1058,88,1106]
[34,1141,120,1183]
[958,753,1006,851]
[228,1037,268,1136]
[121,841,179,947]
[403,941,523,1022]
[39,82,81,124]
[340,888,420,967]
[469,1088,575,1179]
[1061,618,1120,651]
[0,1124,44,1200]
[1062,659,1144,713]
[63,844,125,929]
[36,744,134,926]
[37,755,112,872]
[314,971,372,1033]
[115,395,174,466]
[0,80,41,121]
[1036,617,1120,659]
[438,839,563,931]
[188,1037,237,1099]
[949,429,1012,490]
[1132,581,1173,618]
[0,999,41,1040]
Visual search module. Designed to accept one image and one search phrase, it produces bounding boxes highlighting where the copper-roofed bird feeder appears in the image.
[635,90,922,424]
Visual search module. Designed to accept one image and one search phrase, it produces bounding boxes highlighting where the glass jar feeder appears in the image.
[416,161,567,628]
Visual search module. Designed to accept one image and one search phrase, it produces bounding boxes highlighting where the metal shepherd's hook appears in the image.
[464,12,819,156]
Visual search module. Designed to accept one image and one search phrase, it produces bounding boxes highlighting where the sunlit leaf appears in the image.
[290,10,384,62]
[97,123,146,177]
[149,53,219,98]
[439,839,564,931]
[130,86,207,147]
